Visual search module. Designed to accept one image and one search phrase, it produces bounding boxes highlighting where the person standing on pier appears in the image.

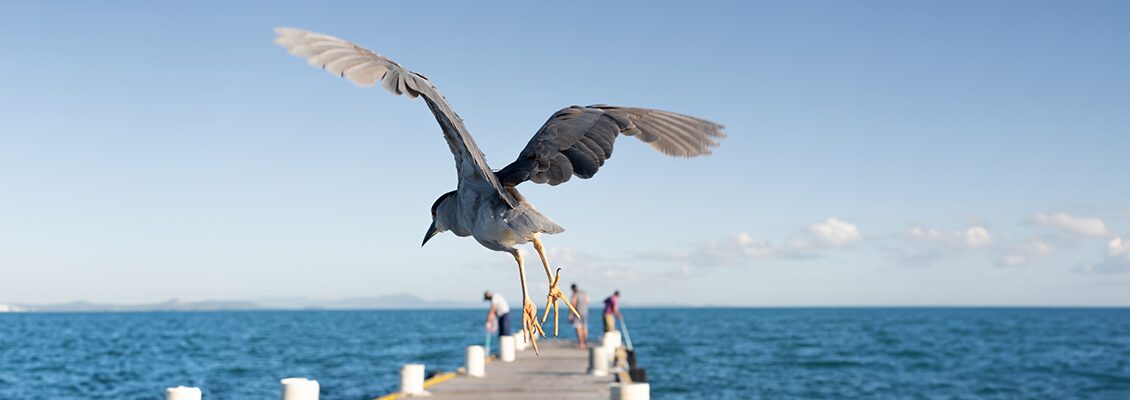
[602,290,621,333]
[484,291,511,344]
[568,283,590,348]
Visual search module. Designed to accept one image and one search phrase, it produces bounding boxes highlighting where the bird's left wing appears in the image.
[273,28,517,207]
[495,105,726,186]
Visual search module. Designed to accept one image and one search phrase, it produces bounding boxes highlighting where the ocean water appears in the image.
[1,308,1128,399]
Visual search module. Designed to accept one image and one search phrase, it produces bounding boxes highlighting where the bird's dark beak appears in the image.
[422,221,439,247]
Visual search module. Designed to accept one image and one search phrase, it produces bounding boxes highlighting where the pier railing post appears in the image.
[588,345,609,376]
[610,382,650,400]
[601,331,622,361]
[166,386,201,400]
[466,345,486,377]
[400,364,426,396]
[499,335,516,362]
[513,331,528,351]
[602,331,622,349]
[280,378,319,400]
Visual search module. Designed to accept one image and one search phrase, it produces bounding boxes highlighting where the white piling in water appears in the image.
[588,346,609,376]
[466,345,485,377]
[499,335,516,362]
[399,364,426,396]
[610,382,650,400]
[513,331,528,351]
[280,378,319,400]
[166,386,201,400]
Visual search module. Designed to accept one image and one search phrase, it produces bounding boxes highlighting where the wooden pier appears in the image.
[168,332,647,400]
[420,342,613,400]
[367,328,648,400]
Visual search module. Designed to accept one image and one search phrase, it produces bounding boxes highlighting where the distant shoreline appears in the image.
[3,304,1128,314]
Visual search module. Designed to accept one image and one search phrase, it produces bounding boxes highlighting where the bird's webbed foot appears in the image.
[540,268,582,339]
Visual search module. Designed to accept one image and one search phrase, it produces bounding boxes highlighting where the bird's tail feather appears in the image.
[505,206,565,235]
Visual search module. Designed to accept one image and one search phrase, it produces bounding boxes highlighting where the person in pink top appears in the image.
[602,290,621,333]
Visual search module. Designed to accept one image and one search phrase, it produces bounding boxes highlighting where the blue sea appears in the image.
[1,308,1128,399]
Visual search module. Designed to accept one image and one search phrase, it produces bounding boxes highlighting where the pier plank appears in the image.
[425,341,611,400]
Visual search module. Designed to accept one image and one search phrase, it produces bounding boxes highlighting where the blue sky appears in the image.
[1,1,1128,306]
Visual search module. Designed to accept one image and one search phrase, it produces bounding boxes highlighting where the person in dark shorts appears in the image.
[568,283,590,348]
[484,291,511,342]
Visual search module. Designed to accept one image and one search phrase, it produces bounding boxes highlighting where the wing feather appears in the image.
[496,105,725,186]
[274,28,516,207]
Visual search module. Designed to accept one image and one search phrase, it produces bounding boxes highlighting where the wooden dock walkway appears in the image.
[167,332,642,400]
[424,342,612,400]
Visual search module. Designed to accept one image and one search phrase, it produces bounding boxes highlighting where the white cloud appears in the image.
[808,218,861,246]
[996,254,1028,267]
[640,218,861,267]
[1079,235,1130,274]
[1108,237,1130,261]
[542,245,687,284]
[470,245,651,284]
[736,232,755,246]
[908,226,944,240]
[1023,240,1052,255]
[905,224,992,249]
[1032,212,1110,237]
[636,234,773,267]
[735,233,774,258]
[963,227,993,248]
[892,224,995,268]
[995,239,1053,268]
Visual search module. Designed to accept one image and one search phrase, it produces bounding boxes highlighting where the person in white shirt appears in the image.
[484,291,511,342]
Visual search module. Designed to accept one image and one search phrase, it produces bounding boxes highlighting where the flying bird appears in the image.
[273,28,725,353]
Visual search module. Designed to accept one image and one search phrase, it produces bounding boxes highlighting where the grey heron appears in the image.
[274,28,725,353]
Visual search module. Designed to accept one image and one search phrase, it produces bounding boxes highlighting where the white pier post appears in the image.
[499,335,516,362]
[513,331,528,351]
[400,364,426,396]
[610,382,650,400]
[588,345,609,376]
[166,386,201,400]
[602,331,622,350]
[466,345,486,377]
[601,331,622,361]
[280,378,319,400]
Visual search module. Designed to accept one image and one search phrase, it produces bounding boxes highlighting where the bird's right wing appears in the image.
[495,105,726,186]
[273,28,518,207]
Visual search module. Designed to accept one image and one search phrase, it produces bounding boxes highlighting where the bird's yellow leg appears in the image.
[531,238,582,339]
[512,249,544,355]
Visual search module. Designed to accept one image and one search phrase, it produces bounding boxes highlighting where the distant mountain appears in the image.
[257,293,478,310]
[0,304,28,313]
[13,298,261,312]
[316,293,476,309]
[9,294,478,312]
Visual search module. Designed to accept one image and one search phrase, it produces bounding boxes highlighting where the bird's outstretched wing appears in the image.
[495,105,725,186]
[273,28,517,207]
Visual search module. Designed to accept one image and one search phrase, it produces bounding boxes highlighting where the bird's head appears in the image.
[422,190,457,246]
